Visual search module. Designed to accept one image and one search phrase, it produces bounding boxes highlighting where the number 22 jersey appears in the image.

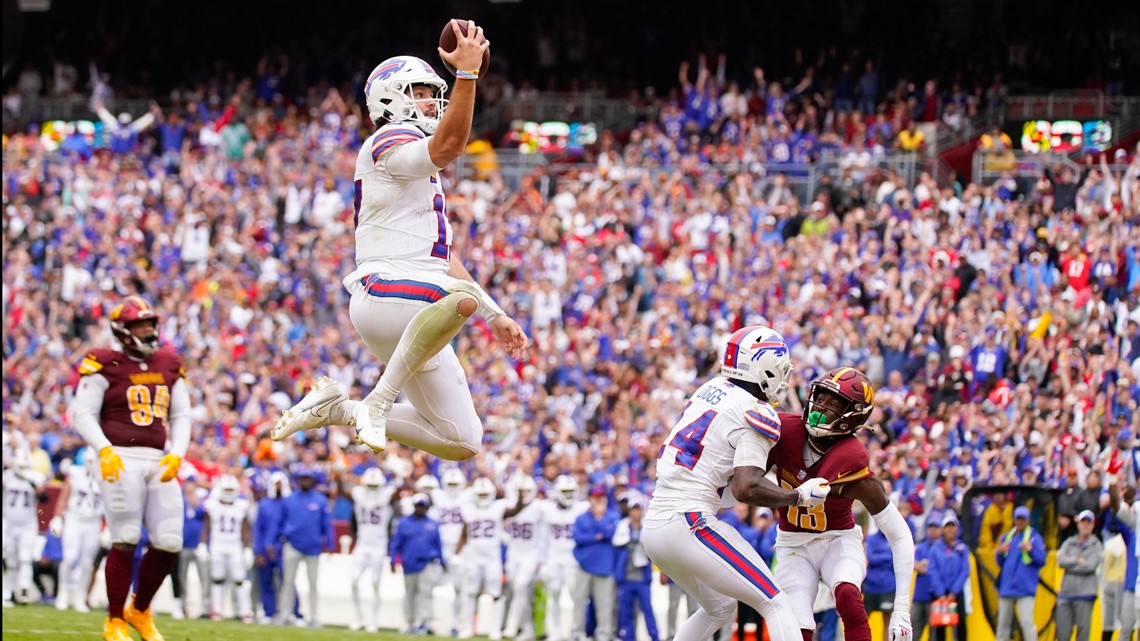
[648,376,782,519]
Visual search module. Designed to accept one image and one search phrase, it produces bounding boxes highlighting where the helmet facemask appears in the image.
[805,383,871,439]
[118,318,159,358]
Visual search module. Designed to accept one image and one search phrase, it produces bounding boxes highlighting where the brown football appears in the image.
[439,19,491,78]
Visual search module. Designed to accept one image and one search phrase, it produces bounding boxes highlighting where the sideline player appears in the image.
[272,20,527,459]
[350,468,397,632]
[643,326,830,641]
[503,475,545,641]
[68,296,189,641]
[2,451,45,605]
[202,475,254,623]
[540,475,587,641]
[433,468,470,635]
[51,454,104,612]
[456,477,527,639]
[767,367,914,641]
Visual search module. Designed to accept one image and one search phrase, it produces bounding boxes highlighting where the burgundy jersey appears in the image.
[769,412,872,534]
[76,348,184,451]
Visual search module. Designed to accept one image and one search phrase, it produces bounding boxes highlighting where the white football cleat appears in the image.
[271,377,345,441]
[354,398,391,453]
[74,602,90,613]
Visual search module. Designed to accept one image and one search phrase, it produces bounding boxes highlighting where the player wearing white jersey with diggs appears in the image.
[456,478,527,640]
[201,476,254,623]
[51,456,105,612]
[503,476,545,641]
[644,326,832,641]
[271,21,527,461]
[540,475,589,641]
[2,452,45,605]
[350,468,397,632]
[431,468,469,634]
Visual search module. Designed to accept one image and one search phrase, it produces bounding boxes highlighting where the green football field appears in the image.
[1,606,433,641]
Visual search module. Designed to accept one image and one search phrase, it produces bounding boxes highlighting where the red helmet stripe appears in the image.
[724,328,752,369]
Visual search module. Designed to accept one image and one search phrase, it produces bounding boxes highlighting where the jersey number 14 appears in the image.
[658,408,716,470]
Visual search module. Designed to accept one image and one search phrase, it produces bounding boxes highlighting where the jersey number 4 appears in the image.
[127,384,170,427]
[658,409,717,470]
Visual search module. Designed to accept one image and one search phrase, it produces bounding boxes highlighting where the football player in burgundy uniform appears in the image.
[68,297,190,641]
[767,367,915,641]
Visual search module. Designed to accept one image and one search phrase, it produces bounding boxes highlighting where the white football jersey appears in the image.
[505,501,546,559]
[205,498,251,549]
[540,500,588,562]
[461,500,509,557]
[2,469,40,524]
[352,124,452,275]
[352,485,396,547]
[431,490,468,554]
[64,465,103,522]
[648,376,781,519]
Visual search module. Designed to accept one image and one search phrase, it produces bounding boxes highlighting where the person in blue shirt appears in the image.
[171,482,209,619]
[995,505,1046,641]
[391,493,443,635]
[911,520,946,640]
[864,524,896,641]
[272,467,333,628]
[33,531,63,603]
[254,471,297,623]
[932,515,971,641]
[1106,482,1138,638]
[572,486,619,641]
[613,498,658,641]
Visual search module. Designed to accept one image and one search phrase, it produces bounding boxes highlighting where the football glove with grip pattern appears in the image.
[795,477,831,508]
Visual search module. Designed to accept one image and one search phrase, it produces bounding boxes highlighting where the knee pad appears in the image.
[153,533,183,553]
[114,524,142,547]
[833,582,870,641]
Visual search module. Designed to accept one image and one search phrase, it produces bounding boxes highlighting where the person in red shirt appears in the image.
[1060,246,1092,292]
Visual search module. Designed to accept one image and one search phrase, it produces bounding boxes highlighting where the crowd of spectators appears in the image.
[3,37,1140,583]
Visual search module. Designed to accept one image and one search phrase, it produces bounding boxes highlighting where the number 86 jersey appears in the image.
[647,377,782,520]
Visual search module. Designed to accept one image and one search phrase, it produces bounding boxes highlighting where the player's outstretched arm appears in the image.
[848,477,914,640]
[730,467,826,508]
[429,19,490,168]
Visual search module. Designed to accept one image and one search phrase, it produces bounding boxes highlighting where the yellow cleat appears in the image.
[103,616,133,641]
[125,598,166,641]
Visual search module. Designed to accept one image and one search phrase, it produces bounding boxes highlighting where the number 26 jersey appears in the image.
[647,376,782,519]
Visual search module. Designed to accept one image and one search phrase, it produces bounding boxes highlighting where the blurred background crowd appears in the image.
[2,0,1140,635]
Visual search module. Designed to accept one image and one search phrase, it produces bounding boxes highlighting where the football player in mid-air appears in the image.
[644,326,832,641]
[68,296,190,641]
[271,19,526,459]
[767,367,914,641]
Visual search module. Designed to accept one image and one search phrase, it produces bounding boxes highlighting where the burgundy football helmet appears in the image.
[110,296,159,357]
[804,367,875,438]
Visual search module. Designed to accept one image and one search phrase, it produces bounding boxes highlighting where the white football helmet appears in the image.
[415,474,440,494]
[515,475,538,504]
[554,475,578,506]
[216,475,240,504]
[442,468,467,496]
[364,56,449,134]
[721,325,793,405]
[472,477,496,507]
[361,468,385,493]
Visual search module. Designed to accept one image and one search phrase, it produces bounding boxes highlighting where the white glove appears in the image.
[796,478,831,508]
[49,516,63,537]
[888,611,913,641]
[196,543,209,562]
[99,527,112,549]
[242,548,255,569]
